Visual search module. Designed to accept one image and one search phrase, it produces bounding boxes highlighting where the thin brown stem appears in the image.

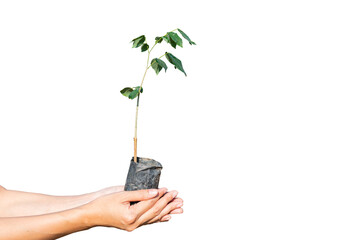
[134,51,150,163]
[133,28,177,163]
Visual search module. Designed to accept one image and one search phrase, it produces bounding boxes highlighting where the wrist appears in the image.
[77,202,99,229]
[95,186,124,197]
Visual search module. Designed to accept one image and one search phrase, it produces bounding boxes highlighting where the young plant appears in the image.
[121,28,196,163]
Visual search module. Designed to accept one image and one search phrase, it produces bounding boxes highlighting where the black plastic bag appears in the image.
[124,157,163,191]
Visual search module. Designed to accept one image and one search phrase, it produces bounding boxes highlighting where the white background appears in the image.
[1,0,359,239]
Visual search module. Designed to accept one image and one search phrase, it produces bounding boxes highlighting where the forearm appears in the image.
[0,187,183,238]
[0,188,99,217]
[0,206,92,240]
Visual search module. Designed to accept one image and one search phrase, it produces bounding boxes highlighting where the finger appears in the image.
[139,190,178,225]
[159,198,183,216]
[146,200,182,224]
[160,215,171,222]
[170,208,183,214]
[122,189,160,202]
[130,188,167,217]
[169,197,183,203]
[155,208,183,224]
[160,199,183,216]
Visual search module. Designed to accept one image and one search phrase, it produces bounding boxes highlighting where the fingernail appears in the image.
[172,191,178,198]
[172,209,183,214]
[176,203,183,208]
[163,215,171,221]
[149,189,158,196]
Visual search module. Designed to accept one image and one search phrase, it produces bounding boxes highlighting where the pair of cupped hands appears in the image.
[87,186,183,232]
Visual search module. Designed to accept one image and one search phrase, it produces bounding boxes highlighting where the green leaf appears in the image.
[135,86,143,93]
[141,43,149,52]
[155,36,163,43]
[151,58,168,75]
[168,32,183,48]
[120,87,133,98]
[163,35,170,43]
[131,35,146,48]
[128,86,143,99]
[177,29,196,45]
[156,58,168,72]
[165,52,187,76]
[169,37,177,48]
[163,34,176,48]
[121,86,143,99]
[129,90,138,99]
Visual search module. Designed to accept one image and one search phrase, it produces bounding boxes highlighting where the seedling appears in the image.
[121,28,196,163]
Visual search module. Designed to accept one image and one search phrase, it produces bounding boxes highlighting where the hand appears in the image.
[92,186,183,223]
[144,191,184,224]
[84,188,183,231]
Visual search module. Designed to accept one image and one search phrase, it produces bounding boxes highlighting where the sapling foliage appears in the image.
[121,28,196,162]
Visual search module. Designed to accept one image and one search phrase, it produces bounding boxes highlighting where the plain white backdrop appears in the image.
[1,0,359,239]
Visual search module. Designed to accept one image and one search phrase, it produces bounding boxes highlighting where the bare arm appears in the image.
[0,188,183,240]
[0,206,90,240]
[0,186,124,217]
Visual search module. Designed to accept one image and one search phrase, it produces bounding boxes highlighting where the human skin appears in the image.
[0,186,126,217]
[0,185,184,239]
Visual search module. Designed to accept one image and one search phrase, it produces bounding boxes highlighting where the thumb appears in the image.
[122,189,159,202]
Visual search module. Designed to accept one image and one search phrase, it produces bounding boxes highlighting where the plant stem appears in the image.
[134,57,148,163]
[146,52,167,70]
[134,92,140,162]
[133,28,178,163]
[148,28,177,53]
